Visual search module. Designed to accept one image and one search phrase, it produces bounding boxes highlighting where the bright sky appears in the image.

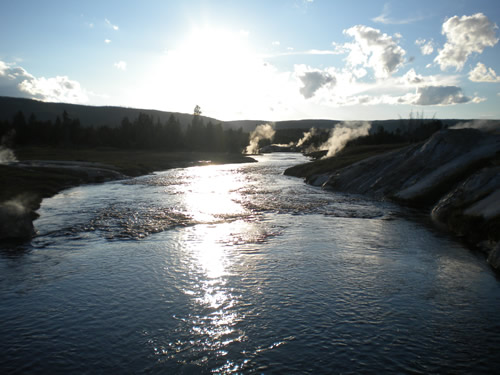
[1,0,500,121]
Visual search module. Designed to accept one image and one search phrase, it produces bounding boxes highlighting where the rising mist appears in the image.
[245,123,276,154]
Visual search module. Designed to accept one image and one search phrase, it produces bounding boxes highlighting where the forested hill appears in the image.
[0,95,465,133]
[0,96,341,132]
[0,96,220,130]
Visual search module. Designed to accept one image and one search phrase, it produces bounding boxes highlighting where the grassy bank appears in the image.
[284,143,407,180]
[1,147,256,212]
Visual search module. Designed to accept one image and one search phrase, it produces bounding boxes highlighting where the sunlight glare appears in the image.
[138,26,296,120]
[182,164,245,223]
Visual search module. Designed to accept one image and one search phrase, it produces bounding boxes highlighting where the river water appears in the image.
[1,153,499,374]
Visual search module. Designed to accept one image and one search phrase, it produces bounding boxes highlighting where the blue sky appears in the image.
[1,0,500,121]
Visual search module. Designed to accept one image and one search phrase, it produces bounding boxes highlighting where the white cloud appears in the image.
[395,70,461,88]
[414,86,471,105]
[272,41,280,46]
[19,76,88,103]
[268,48,340,58]
[307,49,337,55]
[321,92,418,107]
[104,39,111,44]
[295,65,336,99]
[435,13,499,71]
[468,62,500,82]
[114,61,127,71]
[352,68,367,78]
[0,60,88,103]
[315,69,476,108]
[415,38,434,55]
[472,96,486,103]
[332,41,349,55]
[342,25,406,78]
[0,62,34,97]
[373,3,423,25]
[105,18,119,31]
[401,68,425,85]
[0,61,9,75]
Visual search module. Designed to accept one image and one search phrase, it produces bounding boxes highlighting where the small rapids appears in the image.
[34,154,392,241]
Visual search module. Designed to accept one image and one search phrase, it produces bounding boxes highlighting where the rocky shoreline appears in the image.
[285,129,500,270]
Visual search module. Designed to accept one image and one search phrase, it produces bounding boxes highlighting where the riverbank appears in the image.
[0,147,256,240]
[285,129,500,270]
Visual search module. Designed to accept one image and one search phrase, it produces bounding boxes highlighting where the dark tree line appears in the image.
[296,119,444,151]
[348,119,443,147]
[0,109,249,153]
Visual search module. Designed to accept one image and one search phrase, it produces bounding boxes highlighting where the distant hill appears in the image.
[0,96,343,132]
[0,96,470,133]
[229,118,469,133]
[0,96,221,130]
[224,119,342,132]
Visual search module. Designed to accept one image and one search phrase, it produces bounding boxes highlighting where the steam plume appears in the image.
[0,130,17,164]
[321,121,371,158]
[0,196,36,239]
[450,120,500,133]
[245,123,275,154]
[0,147,16,164]
[296,127,318,148]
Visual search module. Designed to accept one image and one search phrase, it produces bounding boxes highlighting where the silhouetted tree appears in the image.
[193,105,202,117]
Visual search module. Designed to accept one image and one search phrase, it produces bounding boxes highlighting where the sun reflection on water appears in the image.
[155,162,289,372]
[179,164,247,223]
[178,223,250,371]
[172,164,258,370]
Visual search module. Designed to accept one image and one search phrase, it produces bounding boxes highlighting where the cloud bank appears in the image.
[0,60,88,104]
[414,86,470,105]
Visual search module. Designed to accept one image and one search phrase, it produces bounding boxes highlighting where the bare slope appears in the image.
[286,129,500,269]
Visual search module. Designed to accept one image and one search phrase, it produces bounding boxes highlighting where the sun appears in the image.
[137,26,291,120]
[172,27,262,110]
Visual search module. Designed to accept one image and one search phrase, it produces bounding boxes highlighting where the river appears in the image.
[1,153,499,374]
